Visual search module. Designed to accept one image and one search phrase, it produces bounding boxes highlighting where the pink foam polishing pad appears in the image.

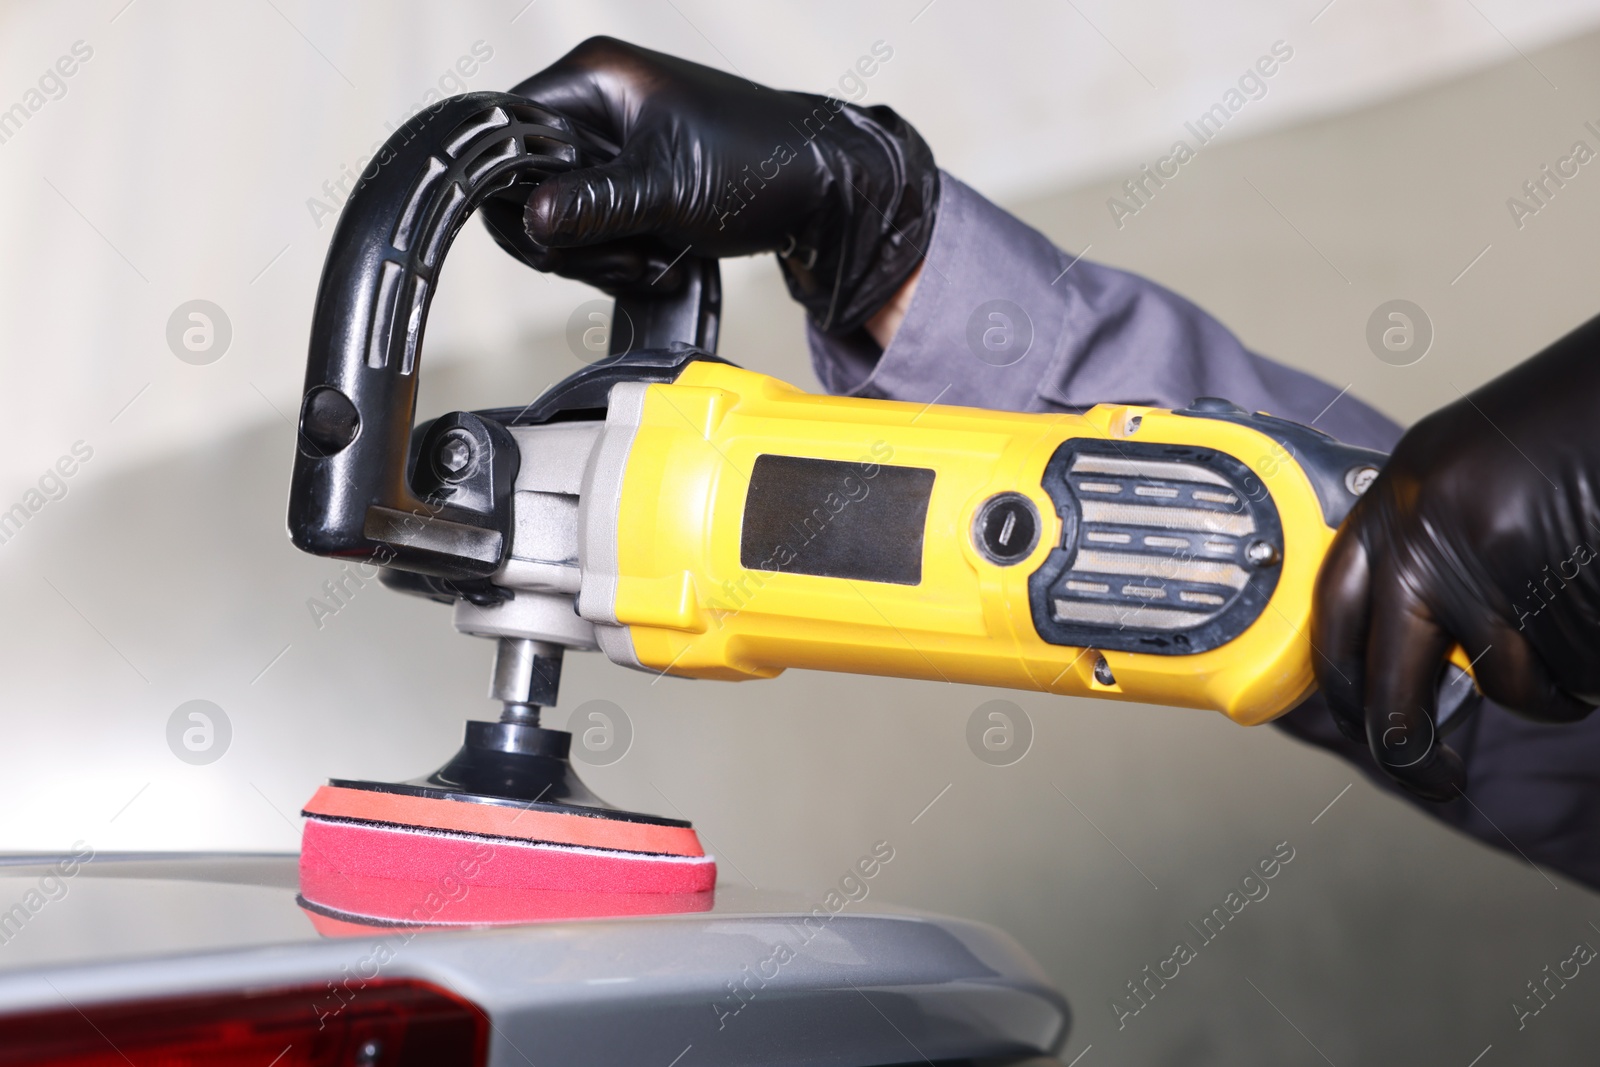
[297,784,717,926]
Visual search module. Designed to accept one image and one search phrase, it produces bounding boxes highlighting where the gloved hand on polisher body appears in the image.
[1312,314,1600,801]
[506,36,937,335]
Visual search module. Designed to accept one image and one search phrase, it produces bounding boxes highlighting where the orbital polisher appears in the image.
[287,91,1475,923]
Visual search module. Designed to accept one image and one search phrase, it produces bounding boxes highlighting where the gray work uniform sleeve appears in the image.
[805,172,1600,892]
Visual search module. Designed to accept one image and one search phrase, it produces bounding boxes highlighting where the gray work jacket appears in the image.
[807,174,1598,891]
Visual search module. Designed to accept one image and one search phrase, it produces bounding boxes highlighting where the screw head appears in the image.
[1245,540,1281,567]
[1345,465,1379,496]
[1092,654,1116,687]
[436,436,473,477]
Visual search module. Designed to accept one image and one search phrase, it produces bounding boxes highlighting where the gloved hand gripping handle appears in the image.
[287,91,719,581]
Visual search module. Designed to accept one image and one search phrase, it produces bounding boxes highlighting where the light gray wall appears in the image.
[4,4,1600,1065]
[2,0,1596,492]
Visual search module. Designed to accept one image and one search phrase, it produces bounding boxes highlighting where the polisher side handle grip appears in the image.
[286,91,719,580]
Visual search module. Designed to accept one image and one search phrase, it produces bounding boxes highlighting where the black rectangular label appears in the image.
[739,454,934,585]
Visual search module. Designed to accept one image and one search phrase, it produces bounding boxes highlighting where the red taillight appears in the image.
[0,978,486,1066]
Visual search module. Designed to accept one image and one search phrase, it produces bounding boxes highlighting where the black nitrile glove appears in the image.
[1312,314,1600,801]
[505,36,938,334]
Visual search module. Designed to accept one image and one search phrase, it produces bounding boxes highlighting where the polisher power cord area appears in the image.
[286,92,1474,920]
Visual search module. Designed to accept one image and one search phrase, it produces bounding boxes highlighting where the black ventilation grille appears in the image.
[1027,440,1283,655]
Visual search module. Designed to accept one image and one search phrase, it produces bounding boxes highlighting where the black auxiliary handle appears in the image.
[288,91,719,582]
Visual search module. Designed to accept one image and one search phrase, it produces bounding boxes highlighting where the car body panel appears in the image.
[0,854,1069,1066]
